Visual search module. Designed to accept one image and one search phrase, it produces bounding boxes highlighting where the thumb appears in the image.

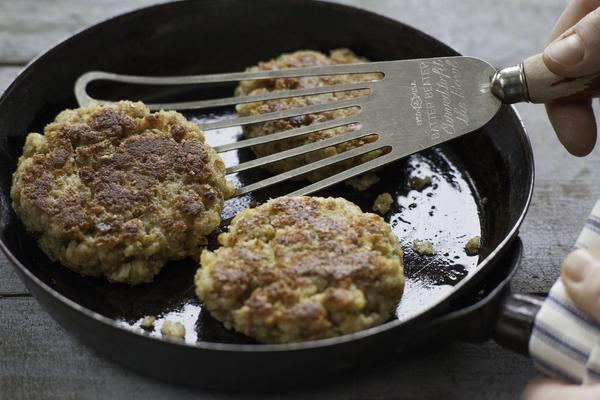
[561,249,600,322]
[544,7,600,77]
[522,377,600,400]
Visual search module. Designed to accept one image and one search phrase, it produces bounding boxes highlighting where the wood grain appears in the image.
[0,257,28,296]
[0,65,28,296]
[523,53,600,103]
[0,0,159,63]
[0,66,21,93]
[0,297,535,400]
[2,0,595,399]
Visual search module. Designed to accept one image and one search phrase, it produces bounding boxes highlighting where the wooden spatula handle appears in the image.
[523,53,600,103]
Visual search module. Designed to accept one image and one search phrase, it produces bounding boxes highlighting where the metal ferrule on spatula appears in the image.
[490,65,530,104]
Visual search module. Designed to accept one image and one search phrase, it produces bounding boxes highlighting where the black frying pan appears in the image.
[0,0,536,390]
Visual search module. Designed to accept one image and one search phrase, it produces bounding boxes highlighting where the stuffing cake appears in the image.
[235,49,382,182]
[11,101,234,285]
[195,196,404,343]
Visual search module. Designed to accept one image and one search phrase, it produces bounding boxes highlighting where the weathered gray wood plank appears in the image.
[338,0,567,68]
[0,0,568,65]
[0,297,534,400]
[0,66,28,295]
[0,255,28,296]
[0,66,21,94]
[0,0,160,63]
[512,102,600,294]
[1,0,596,398]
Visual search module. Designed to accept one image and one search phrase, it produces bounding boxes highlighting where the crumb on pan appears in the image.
[413,239,435,256]
[481,197,488,205]
[10,101,234,285]
[141,316,156,330]
[161,320,186,340]
[465,236,481,256]
[409,176,432,191]
[346,173,380,191]
[235,49,383,182]
[195,196,404,344]
[373,193,393,215]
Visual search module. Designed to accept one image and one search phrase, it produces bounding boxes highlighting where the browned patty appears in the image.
[195,196,404,343]
[235,49,382,182]
[11,101,234,285]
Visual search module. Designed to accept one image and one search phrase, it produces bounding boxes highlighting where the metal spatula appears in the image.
[74,53,600,197]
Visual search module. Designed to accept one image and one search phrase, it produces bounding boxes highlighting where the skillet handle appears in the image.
[492,293,545,355]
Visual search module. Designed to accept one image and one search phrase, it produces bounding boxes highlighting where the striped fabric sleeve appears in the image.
[529,200,600,385]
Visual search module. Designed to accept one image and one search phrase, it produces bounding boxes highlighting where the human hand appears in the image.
[543,0,600,156]
[521,376,600,400]
[521,249,600,399]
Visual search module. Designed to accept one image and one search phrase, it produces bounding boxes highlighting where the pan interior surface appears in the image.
[5,102,483,345]
[0,0,528,350]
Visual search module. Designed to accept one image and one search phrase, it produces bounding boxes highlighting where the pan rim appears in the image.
[0,0,534,353]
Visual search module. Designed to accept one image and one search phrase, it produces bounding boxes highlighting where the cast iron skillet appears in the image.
[0,0,536,390]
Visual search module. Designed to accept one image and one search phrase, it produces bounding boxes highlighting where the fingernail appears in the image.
[562,249,597,282]
[545,34,584,66]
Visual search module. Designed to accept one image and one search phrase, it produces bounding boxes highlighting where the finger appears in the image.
[544,5,600,77]
[561,249,600,322]
[522,377,600,400]
[546,100,597,156]
[548,0,600,41]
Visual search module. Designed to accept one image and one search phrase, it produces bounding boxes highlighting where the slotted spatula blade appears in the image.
[345,57,502,154]
[75,52,600,196]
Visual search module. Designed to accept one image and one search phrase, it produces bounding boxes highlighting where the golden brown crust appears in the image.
[11,101,234,285]
[195,196,404,343]
[373,192,393,215]
[235,49,382,182]
[465,236,481,256]
[413,240,435,256]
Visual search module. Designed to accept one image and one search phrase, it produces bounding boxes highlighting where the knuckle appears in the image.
[562,249,590,272]
[589,267,600,288]
[588,6,600,21]
[578,7,600,37]
[592,281,600,302]
[591,294,600,320]
[570,248,588,262]
[585,285,600,307]
[573,0,600,14]
[587,274,600,305]
[573,272,600,315]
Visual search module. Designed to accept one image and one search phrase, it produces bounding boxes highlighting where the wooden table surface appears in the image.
[2,0,598,398]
